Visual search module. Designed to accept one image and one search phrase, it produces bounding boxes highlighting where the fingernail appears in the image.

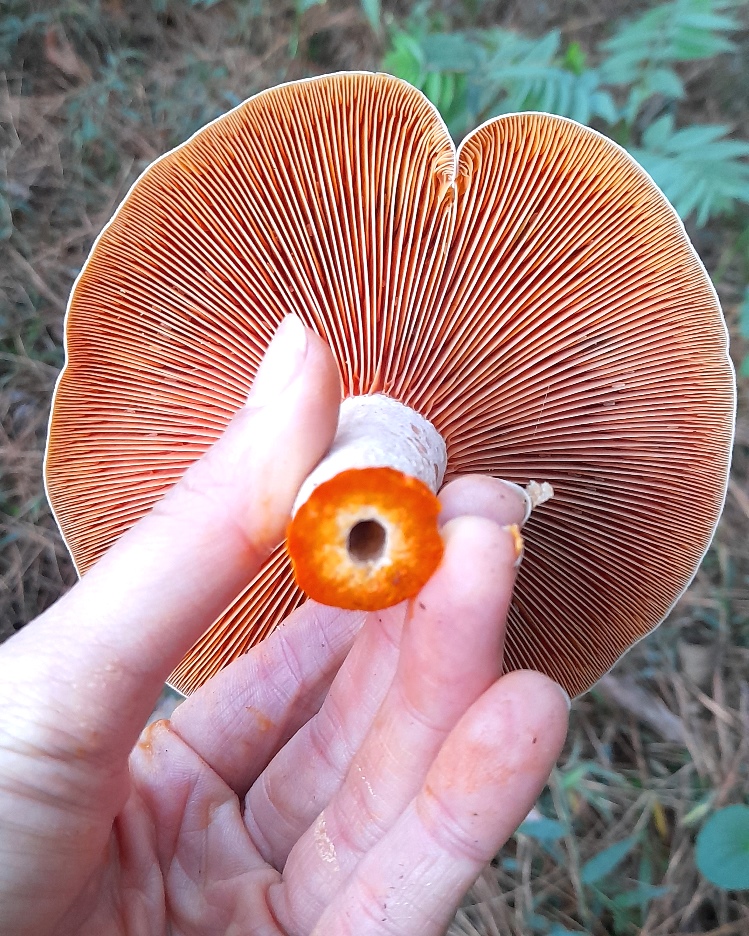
[497,480,533,527]
[555,682,572,710]
[246,315,308,408]
[503,523,524,567]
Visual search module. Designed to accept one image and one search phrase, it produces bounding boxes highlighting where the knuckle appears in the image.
[419,787,491,864]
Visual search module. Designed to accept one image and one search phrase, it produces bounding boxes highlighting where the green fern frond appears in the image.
[738,288,749,341]
[382,30,425,89]
[382,31,471,130]
[382,2,749,226]
[630,115,749,225]
[384,28,618,136]
[477,32,618,126]
[600,0,739,86]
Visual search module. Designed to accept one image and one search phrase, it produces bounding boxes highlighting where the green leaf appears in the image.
[581,836,639,885]
[474,29,607,124]
[382,31,424,87]
[422,71,446,108]
[359,0,381,33]
[0,10,51,67]
[591,89,619,125]
[382,29,474,134]
[600,0,739,88]
[421,33,485,71]
[679,13,739,33]
[696,804,749,890]
[563,41,586,76]
[517,816,567,842]
[644,114,677,147]
[612,883,670,909]
[644,67,685,99]
[738,289,749,339]
[632,117,749,225]
[560,763,592,789]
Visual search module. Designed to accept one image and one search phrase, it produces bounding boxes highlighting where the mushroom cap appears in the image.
[45,72,736,697]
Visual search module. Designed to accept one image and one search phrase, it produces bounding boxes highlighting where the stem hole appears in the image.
[347,519,387,563]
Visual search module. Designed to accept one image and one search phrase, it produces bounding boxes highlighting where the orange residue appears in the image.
[246,706,275,732]
[506,523,524,562]
[137,718,169,756]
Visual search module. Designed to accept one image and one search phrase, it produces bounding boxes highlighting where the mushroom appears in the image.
[45,72,736,698]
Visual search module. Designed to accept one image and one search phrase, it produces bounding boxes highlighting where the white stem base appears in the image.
[292,394,447,516]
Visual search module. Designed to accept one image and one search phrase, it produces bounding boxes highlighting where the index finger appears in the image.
[1,317,340,759]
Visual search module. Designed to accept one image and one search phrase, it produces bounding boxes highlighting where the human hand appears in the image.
[0,317,569,936]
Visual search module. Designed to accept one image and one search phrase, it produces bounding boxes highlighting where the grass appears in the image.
[1,1,748,933]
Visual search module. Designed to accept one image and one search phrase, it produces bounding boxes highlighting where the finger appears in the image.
[171,475,528,802]
[127,720,281,928]
[243,474,527,866]
[243,602,406,867]
[129,719,267,873]
[2,316,340,763]
[304,671,569,936]
[168,602,366,798]
[439,475,530,527]
[274,513,524,932]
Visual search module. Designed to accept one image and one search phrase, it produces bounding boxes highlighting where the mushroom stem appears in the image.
[287,394,447,610]
[293,394,447,510]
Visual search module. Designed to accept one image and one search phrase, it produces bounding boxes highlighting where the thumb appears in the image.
[3,316,340,750]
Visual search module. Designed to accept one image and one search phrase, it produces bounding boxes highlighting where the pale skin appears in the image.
[0,317,569,936]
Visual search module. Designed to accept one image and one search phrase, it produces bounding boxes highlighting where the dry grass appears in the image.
[1,1,748,933]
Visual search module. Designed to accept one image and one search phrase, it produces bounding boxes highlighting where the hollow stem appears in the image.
[287,394,447,610]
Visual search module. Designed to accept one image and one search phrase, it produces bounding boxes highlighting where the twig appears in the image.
[7,244,67,314]
[728,477,749,523]
[596,674,686,744]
